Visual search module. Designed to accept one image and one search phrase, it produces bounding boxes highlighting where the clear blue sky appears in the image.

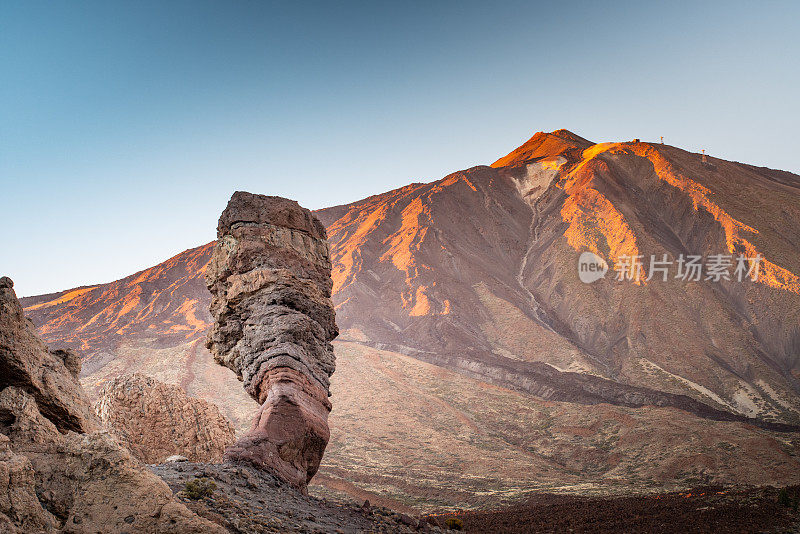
[2,1,799,297]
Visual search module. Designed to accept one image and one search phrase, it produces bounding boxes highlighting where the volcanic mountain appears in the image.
[21,130,800,509]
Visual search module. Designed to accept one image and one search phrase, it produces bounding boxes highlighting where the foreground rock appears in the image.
[0,276,95,434]
[205,192,338,491]
[0,276,224,533]
[95,373,236,463]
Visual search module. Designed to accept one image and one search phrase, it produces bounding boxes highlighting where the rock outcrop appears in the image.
[205,192,338,491]
[0,276,95,434]
[0,276,224,533]
[95,373,236,464]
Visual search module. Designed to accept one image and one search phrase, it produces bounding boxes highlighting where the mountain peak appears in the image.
[491,129,593,168]
[548,129,592,142]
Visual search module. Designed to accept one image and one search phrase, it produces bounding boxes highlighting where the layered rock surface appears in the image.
[0,276,223,533]
[95,373,235,463]
[205,192,338,491]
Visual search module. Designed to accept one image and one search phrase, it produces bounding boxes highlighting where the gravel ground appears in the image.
[435,485,800,533]
[150,461,442,533]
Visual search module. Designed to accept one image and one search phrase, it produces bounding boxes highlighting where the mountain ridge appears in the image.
[22,130,800,423]
[19,129,800,508]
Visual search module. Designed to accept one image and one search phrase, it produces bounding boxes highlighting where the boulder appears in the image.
[95,373,236,463]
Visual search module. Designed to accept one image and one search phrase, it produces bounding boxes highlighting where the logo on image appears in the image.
[578,251,608,283]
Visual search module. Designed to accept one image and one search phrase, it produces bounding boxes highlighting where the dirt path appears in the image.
[180,337,201,392]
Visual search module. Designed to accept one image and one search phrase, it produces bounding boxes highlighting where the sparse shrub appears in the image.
[445,517,463,530]
[184,477,216,500]
[778,488,791,507]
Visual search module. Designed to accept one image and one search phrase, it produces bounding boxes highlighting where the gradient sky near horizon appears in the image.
[2,1,799,297]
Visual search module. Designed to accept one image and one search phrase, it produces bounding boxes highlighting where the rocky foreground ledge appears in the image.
[151,460,439,533]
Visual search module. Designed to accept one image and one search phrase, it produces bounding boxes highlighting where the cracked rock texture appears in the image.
[95,373,236,464]
[205,192,338,491]
[0,276,224,533]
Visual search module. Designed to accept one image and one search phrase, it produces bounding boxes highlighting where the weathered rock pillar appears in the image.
[205,192,337,491]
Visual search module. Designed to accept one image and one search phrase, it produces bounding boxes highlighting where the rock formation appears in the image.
[205,192,338,491]
[95,373,236,463]
[0,276,95,434]
[0,276,224,533]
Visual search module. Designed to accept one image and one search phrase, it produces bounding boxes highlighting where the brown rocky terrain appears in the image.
[1,275,430,533]
[20,130,800,510]
[0,276,224,533]
[95,373,236,463]
[1,276,96,435]
[205,192,339,491]
[314,342,800,511]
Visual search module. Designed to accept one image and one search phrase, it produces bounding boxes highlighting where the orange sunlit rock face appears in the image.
[24,286,98,311]
[324,176,480,318]
[382,197,429,277]
[380,197,432,313]
[326,183,429,295]
[22,242,215,351]
[558,155,646,283]
[490,129,592,168]
[542,139,800,293]
[329,202,390,293]
[584,142,799,293]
